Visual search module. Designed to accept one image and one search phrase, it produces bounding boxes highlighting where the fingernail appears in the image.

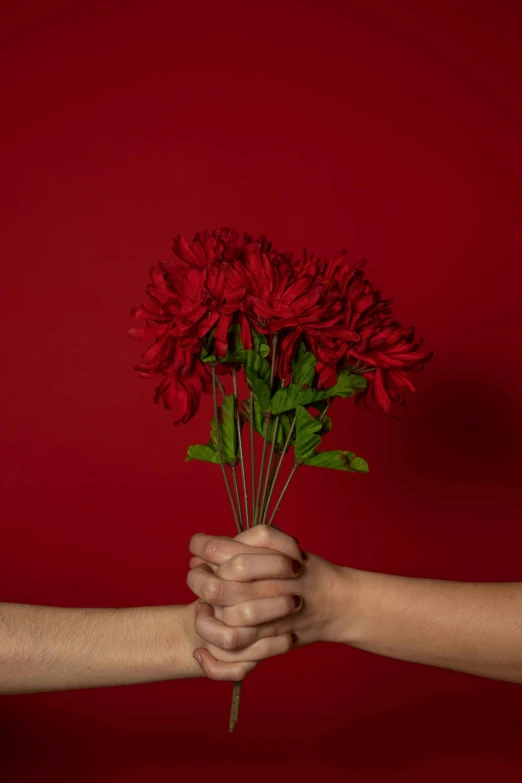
[300,550,308,563]
[193,653,202,665]
[291,632,298,645]
[292,559,302,575]
[292,594,302,609]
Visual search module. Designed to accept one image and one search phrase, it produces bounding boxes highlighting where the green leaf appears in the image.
[294,405,322,461]
[350,456,369,472]
[244,349,271,384]
[186,394,238,466]
[251,327,270,359]
[296,341,307,359]
[304,450,369,472]
[244,349,272,411]
[292,343,316,385]
[252,380,272,412]
[309,398,328,414]
[210,394,237,464]
[222,323,246,362]
[201,327,217,363]
[186,443,221,464]
[240,395,265,438]
[240,397,293,448]
[293,403,367,472]
[319,413,332,434]
[270,370,366,415]
[278,409,293,445]
[201,325,270,364]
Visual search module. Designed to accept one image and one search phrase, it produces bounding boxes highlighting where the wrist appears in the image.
[125,604,205,681]
[177,602,206,679]
[322,564,367,646]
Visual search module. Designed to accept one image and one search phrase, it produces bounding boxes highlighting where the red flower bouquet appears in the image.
[130,227,433,729]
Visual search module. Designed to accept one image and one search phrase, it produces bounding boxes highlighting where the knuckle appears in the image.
[239,603,255,624]
[202,537,223,562]
[204,578,223,604]
[230,554,246,579]
[221,628,240,652]
[252,525,272,544]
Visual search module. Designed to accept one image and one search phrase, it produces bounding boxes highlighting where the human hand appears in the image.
[187,526,356,672]
[186,527,309,678]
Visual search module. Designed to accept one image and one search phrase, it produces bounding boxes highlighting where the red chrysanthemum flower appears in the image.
[160,228,290,357]
[130,228,432,422]
[323,258,433,414]
[243,249,361,379]
[349,321,433,415]
[129,228,290,423]
[128,267,213,424]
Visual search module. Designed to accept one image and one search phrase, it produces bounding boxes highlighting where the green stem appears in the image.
[229,681,242,733]
[211,365,241,534]
[254,418,269,525]
[319,398,333,422]
[259,416,279,523]
[231,467,244,531]
[261,413,296,524]
[216,374,226,396]
[253,333,278,524]
[232,367,249,529]
[225,370,245,731]
[249,389,255,528]
[259,432,278,520]
[265,399,332,526]
[259,411,280,521]
[267,460,301,527]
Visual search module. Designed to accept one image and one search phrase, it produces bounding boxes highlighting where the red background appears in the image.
[1,0,522,780]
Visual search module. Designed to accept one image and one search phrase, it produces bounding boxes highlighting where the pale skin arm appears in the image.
[338,571,522,683]
[188,527,522,684]
[0,603,227,694]
[0,552,304,696]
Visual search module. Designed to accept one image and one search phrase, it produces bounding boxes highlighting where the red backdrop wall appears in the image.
[1,1,522,780]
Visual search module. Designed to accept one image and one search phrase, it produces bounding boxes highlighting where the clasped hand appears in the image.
[186,526,351,680]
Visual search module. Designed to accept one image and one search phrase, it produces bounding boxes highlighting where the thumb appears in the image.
[192,648,257,681]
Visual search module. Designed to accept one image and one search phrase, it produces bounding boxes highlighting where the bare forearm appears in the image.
[339,569,522,682]
[0,602,202,694]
